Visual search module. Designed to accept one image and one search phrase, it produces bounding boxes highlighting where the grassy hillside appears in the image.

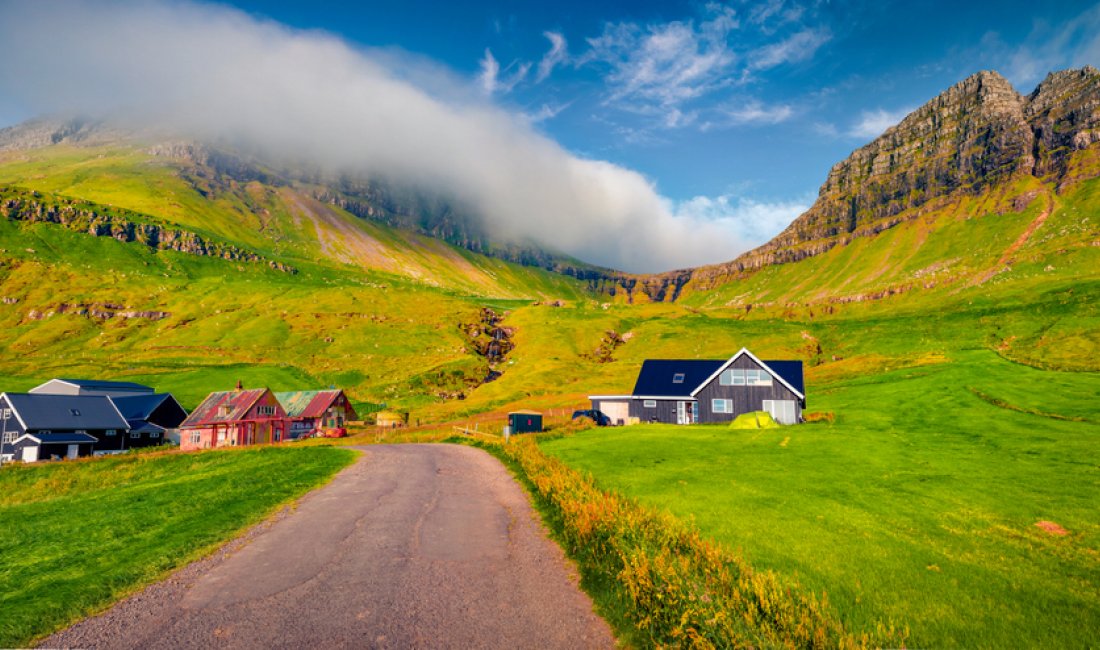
[0,446,357,647]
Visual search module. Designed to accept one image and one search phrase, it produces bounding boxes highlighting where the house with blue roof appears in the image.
[110,393,189,448]
[588,348,805,426]
[30,378,154,398]
[0,393,131,463]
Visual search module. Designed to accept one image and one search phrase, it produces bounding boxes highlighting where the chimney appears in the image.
[235,379,243,391]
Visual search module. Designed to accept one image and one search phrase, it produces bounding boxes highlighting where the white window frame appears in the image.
[130,431,141,439]
[258,405,276,416]
[643,399,657,408]
[1,408,11,420]
[712,399,732,414]
[189,432,201,444]
[105,429,117,436]
[150,431,160,438]
[1,430,15,444]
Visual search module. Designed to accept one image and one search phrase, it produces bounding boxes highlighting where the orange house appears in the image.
[178,387,289,451]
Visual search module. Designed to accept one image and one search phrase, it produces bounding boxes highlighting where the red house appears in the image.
[178,387,289,451]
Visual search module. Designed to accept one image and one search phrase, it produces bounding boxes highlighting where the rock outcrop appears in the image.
[630,66,1100,298]
[0,187,296,272]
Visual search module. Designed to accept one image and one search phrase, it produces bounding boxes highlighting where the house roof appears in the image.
[110,394,174,421]
[273,390,343,418]
[631,359,725,397]
[33,378,154,393]
[761,360,805,396]
[509,410,542,416]
[628,350,806,400]
[1,393,129,431]
[180,389,269,427]
[15,432,99,444]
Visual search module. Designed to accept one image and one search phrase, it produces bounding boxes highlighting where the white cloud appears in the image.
[521,102,570,124]
[747,28,830,72]
[479,48,529,95]
[848,107,913,140]
[478,48,500,94]
[583,6,740,109]
[0,0,763,273]
[719,100,793,126]
[672,194,810,248]
[536,31,568,82]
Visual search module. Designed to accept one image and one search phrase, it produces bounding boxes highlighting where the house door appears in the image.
[66,444,79,459]
[676,401,694,425]
[22,446,38,463]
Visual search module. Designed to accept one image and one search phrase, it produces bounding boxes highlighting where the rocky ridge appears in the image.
[656,66,1100,295]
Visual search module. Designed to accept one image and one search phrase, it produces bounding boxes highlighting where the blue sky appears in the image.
[1,1,1098,271]
[220,0,1100,206]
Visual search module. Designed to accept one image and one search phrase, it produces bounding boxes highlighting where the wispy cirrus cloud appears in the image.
[572,2,827,132]
[581,4,740,109]
[478,48,529,95]
[536,31,568,83]
[747,28,830,73]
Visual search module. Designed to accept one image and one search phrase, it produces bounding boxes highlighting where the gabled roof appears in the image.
[180,389,270,427]
[1,393,129,431]
[32,378,154,394]
[631,359,725,398]
[274,390,344,419]
[690,349,805,400]
[15,432,98,444]
[110,394,174,421]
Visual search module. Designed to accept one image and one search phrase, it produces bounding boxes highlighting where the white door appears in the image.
[22,446,39,463]
[763,400,798,425]
[676,401,694,425]
[67,444,79,459]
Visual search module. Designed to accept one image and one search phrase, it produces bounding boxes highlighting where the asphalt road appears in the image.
[41,444,614,649]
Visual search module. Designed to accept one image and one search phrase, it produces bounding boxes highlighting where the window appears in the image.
[150,431,160,438]
[105,429,117,436]
[189,432,201,444]
[70,408,81,416]
[720,368,772,387]
[39,429,52,434]
[643,399,657,408]
[672,373,685,384]
[258,405,276,416]
[1,408,11,420]
[218,406,232,417]
[712,399,732,414]
[2,431,14,444]
[74,429,87,434]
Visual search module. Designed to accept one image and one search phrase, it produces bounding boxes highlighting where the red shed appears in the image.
[179,387,289,451]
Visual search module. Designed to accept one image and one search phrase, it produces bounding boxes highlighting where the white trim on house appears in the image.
[0,394,30,430]
[689,348,804,400]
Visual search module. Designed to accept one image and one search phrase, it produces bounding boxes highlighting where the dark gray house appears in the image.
[0,393,131,462]
[110,393,189,448]
[30,378,155,398]
[588,348,805,425]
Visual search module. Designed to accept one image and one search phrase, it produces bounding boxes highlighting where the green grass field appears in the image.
[0,446,357,647]
[540,350,1100,648]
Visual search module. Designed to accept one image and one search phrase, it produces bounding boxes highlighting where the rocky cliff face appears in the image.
[632,66,1100,298]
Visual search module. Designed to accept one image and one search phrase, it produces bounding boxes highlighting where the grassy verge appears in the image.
[462,435,900,649]
[0,446,357,647]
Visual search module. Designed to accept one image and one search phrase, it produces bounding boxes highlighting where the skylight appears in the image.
[672,373,685,383]
[70,409,81,416]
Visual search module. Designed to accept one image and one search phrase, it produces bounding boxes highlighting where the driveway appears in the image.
[41,444,614,649]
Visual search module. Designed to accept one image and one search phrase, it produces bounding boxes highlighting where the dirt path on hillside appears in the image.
[973,191,1054,286]
[39,445,614,650]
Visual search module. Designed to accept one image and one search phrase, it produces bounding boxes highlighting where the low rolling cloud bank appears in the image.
[0,1,807,273]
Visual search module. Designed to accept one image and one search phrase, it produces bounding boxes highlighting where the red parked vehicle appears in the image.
[323,427,348,438]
